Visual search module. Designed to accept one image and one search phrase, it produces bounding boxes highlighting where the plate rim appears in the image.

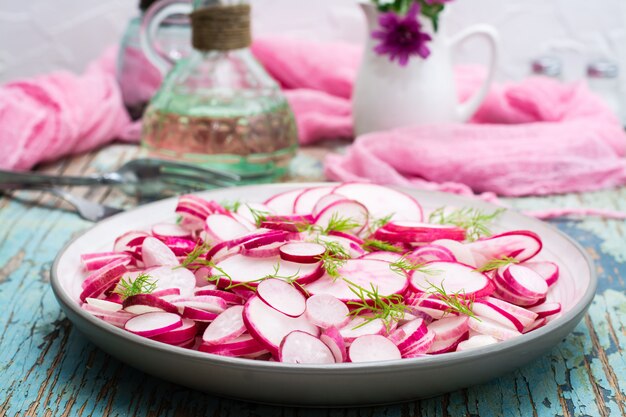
[50,182,597,373]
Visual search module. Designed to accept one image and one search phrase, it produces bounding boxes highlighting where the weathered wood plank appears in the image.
[1,145,625,417]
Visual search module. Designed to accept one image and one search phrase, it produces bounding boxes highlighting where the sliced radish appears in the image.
[236,202,275,225]
[204,214,251,244]
[161,237,197,257]
[339,317,386,343]
[243,296,319,355]
[432,239,476,267]
[376,222,465,243]
[314,200,369,235]
[468,316,521,341]
[151,223,193,240]
[468,231,542,264]
[499,264,548,299]
[79,259,127,302]
[305,294,350,329]
[181,306,219,322]
[333,183,423,222]
[257,278,306,317]
[528,302,562,318]
[456,334,499,352]
[279,242,326,264]
[114,231,149,253]
[142,237,179,267]
[327,231,364,245]
[123,294,179,314]
[402,329,436,357]
[193,288,243,305]
[428,332,468,354]
[407,245,456,264]
[392,318,428,353]
[85,298,122,312]
[311,194,348,218]
[210,254,322,286]
[524,317,548,333]
[170,295,228,314]
[320,327,348,363]
[202,305,246,345]
[264,189,302,214]
[316,234,366,258]
[148,266,196,298]
[481,296,538,327]
[493,284,540,307]
[293,186,336,214]
[279,331,336,364]
[409,261,494,299]
[82,304,133,327]
[427,316,469,342]
[349,335,401,363]
[471,300,524,332]
[151,319,198,344]
[306,259,408,302]
[199,334,266,356]
[124,312,182,337]
[152,287,181,300]
[524,261,559,287]
[81,252,132,271]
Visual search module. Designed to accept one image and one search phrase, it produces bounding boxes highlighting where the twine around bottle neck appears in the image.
[191,4,251,52]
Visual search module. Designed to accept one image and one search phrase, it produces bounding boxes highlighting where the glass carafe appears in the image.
[117,0,191,120]
[140,0,298,179]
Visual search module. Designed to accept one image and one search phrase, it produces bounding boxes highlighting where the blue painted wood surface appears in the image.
[0,145,625,416]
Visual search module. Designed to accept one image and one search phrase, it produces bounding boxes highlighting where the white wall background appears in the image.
[1,0,625,89]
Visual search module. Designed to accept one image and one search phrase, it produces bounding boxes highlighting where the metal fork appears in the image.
[48,188,124,222]
[0,158,270,199]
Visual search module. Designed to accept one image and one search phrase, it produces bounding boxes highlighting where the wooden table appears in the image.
[1,144,624,417]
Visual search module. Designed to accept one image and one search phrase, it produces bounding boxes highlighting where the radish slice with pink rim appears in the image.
[432,239,476,267]
[402,329,436,357]
[314,200,369,235]
[142,237,179,267]
[524,261,559,287]
[243,296,319,355]
[151,319,198,344]
[333,183,423,222]
[122,294,179,314]
[320,327,347,363]
[124,312,182,337]
[471,300,524,332]
[481,296,537,327]
[359,251,404,263]
[376,222,465,243]
[428,332,468,354]
[339,317,386,343]
[82,304,133,328]
[468,230,543,264]
[409,261,494,299]
[528,302,562,318]
[148,266,196,298]
[210,254,322,287]
[426,316,469,342]
[182,307,219,322]
[81,252,132,271]
[236,203,275,225]
[279,331,336,364]
[499,264,548,299]
[264,189,302,215]
[279,242,326,264]
[392,318,428,353]
[468,316,521,341]
[114,231,149,253]
[202,305,246,345]
[305,294,350,328]
[170,295,228,314]
[151,223,193,240]
[204,214,252,244]
[257,278,306,317]
[456,334,498,351]
[349,335,402,363]
[306,259,408,302]
[294,186,335,214]
[79,259,127,302]
[407,245,456,264]
[85,298,122,312]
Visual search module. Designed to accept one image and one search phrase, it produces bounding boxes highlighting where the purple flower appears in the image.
[372,3,432,66]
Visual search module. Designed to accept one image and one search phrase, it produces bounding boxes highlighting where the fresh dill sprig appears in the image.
[323,213,361,234]
[423,279,478,320]
[175,241,212,270]
[315,239,350,279]
[428,207,505,242]
[343,278,408,331]
[207,262,303,292]
[389,256,439,276]
[366,213,394,235]
[247,205,271,227]
[114,273,157,299]
[221,200,241,212]
[175,215,183,225]
[474,256,519,273]
[361,238,403,253]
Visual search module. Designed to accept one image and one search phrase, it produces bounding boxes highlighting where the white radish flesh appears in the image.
[279,242,326,264]
[456,334,499,352]
[85,298,122,312]
[151,223,193,240]
[170,295,227,314]
[468,317,521,341]
[306,259,408,302]
[314,200,369,234]
[528,302,562,318]
[410,261,494,298]
[524,261,559,287]
[305,294,350,329]
[204,214,251,244]
[407,245,456,263]
[468,231,542,264]
[294,186,335,214]
[151,319,198,344]
[393,318,428,353]
[211,254,322,286]
[427,316,470,342]
[432,239,476,267]
[124,312,182,337]
[359,251,404,263]
[471,300,524,332]
[123,294,179,314]
[482,296,538,327]
[500,264,548,299]
[320,327,347,363]
[339,317,386,343]
[203,305,246,345]
[142,237,179,267]
[333,183,423,222]
[148,266,196,298]
[264,189,302,215]
[279,331,336,364]
[243,296,319,355]
[349,335,402,363]
[256,279,306,317]
[402,329,436,357]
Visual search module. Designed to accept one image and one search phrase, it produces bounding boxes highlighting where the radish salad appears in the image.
[79,183,561,364]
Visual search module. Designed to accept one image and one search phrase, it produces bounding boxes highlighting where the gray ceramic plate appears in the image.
[51,183,596,407]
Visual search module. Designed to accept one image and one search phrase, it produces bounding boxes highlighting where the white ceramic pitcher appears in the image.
[352,3,499,136]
